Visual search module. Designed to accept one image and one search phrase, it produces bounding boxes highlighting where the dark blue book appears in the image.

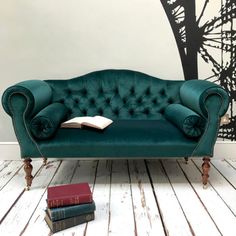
[46,201,96,221]
[45,212,95,233]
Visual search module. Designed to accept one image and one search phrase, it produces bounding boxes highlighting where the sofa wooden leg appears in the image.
[43,157,47,166]
[202,157,210,188]
[23,159,33,190]
[184,157,189,164]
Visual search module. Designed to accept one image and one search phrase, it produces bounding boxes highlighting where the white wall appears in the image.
[0,0,184,141]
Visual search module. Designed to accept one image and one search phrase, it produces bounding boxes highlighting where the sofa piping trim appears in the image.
[191,89,223,157]
[8,91,44,158]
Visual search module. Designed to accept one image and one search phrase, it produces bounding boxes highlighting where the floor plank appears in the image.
[1,159,236,235]
[162,159,221,236]
[58,160,98,236]
[22,160,79,236]
[128,160,165,236]
[86,160,112,236]
[227,159,236,169]
[0,161,61,235]
[0,160,42,223]
[179,159,236,236]
[0,161,11,172]
[108,160,135,236]
[147,160,193,236]
[194,159,236,215]
[211,159,236,189]
[0,161,23,190]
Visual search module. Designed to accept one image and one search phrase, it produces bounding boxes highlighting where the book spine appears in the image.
[48,194,93,208]
[52,212,95,233]
[50,201,96,221]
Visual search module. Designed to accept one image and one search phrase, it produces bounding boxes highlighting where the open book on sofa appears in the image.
[61,116,113,130]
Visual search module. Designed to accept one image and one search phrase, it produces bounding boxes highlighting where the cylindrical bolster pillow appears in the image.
[30,103,68,140]
[165,104,206,138]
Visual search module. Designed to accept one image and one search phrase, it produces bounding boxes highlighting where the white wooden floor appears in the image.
[0,159,236,236]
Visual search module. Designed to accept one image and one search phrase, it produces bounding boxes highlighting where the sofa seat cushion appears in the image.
[38,120,198,158]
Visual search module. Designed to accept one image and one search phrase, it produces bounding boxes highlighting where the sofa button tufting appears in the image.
[160,89,165,96]
[129,109,134,115]
[152,98,157,104]
[74,99,79,104]
[123,98,127,104]
[144,108,150,115]
[98,108,103,115]
[99,88,103,94]
[145,88,151,95]
[159,108,164,114]
[106,98,111,104]
[81,89,87,96]
[137,97,142,104]
[60,99,65,104]
[90,98,95,105]
[130,87,135,95]
[113,109,119,115]
[82,109,87,115]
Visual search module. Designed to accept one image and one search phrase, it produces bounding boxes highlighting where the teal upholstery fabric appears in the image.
[37,120,198,158]
[180,80,229,156]
[45,70,183,120]
[1,80,52,157]
[1,69,229,158]
[2,80,52,117]
[165,104,205,138]
[180,80,229,118]
[30,103,68,140]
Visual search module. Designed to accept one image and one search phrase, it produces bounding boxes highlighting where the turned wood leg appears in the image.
[23,159,33,190]
[202,157,210,188]
[43,157,47,166]
[184,157,189,164]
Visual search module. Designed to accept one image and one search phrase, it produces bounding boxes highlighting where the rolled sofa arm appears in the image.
[180,80,229,157]
[2,80,52,118]
[180,80,229,118]
[1,80,52,158]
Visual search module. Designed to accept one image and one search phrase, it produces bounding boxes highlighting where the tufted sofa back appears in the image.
[45,70,184,120]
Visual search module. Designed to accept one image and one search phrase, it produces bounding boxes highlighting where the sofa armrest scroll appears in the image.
[2,80,52,118]
[180,80,229,156]
[1,80,52,158]
[180,80,229,118]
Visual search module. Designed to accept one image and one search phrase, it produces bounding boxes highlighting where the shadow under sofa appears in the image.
[1,69,229,189]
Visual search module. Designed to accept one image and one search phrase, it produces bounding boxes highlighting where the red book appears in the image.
[47,183,93,208]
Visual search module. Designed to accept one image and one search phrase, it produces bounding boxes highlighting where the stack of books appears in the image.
[45,182,95,233]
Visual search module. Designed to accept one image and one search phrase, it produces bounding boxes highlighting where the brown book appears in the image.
[60,115,113,130]
[47,183,93,208]
[45,211,95,233]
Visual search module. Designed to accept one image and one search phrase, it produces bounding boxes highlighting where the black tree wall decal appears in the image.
[161,0,236,140]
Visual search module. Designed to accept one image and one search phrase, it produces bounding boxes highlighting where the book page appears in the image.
[61,116,93,128]
[61,116,113,129]
[81,116,113,129]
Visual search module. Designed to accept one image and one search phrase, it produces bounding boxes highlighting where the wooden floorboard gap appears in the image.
[145,160,169,236]
[177,160,223,236]
[1,159,236,236]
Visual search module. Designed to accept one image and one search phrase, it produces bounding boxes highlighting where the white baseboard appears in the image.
[0,142,21,160]
[0,141,235,160]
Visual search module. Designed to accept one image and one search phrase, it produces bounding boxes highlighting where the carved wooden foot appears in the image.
[184,157,189,164]
[202,157,210,188]
[23,159,33,190]
[43,157,47,166]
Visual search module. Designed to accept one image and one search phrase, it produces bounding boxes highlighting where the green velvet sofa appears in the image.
[2,69,229,189]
